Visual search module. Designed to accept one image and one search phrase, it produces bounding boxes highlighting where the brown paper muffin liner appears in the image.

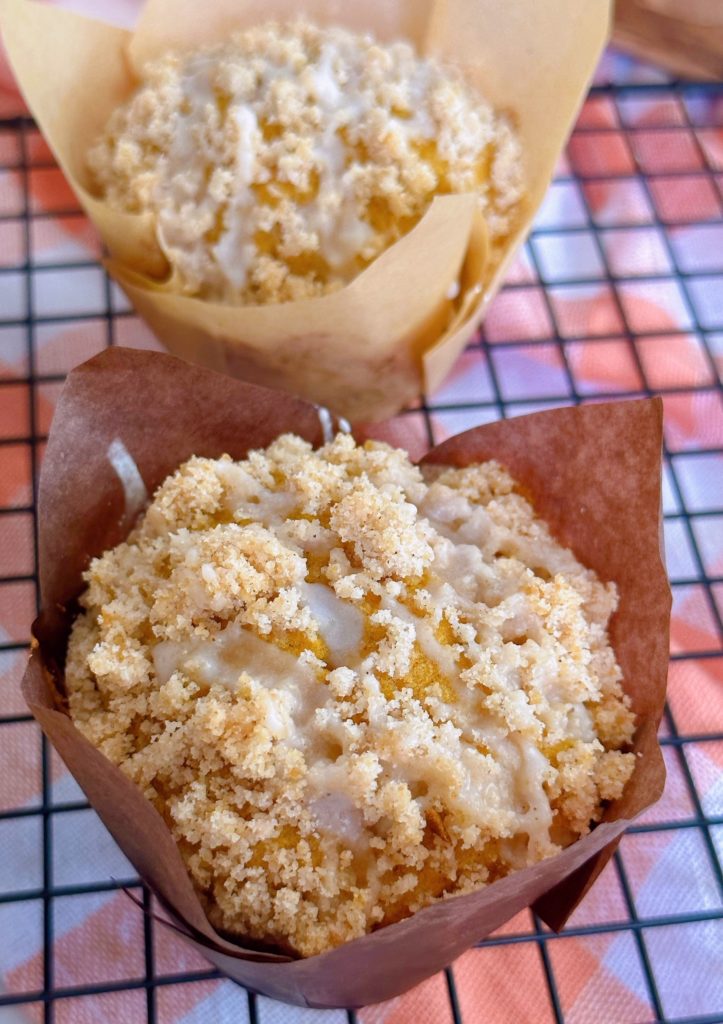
[1,0,610,421]
[23,348,670,1008]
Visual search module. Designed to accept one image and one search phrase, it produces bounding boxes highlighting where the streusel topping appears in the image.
[66,434,634,956]
[87,21,524,304]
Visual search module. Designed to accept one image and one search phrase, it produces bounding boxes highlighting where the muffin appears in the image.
[87,20,524,304]
[4,0,610,421]
[65,432,635,958]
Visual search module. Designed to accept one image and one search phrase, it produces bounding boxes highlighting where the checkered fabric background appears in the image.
[0,23,722,1024]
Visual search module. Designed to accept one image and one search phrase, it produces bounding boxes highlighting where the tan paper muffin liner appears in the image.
[1,0,610,421]
[23,347,670,1008]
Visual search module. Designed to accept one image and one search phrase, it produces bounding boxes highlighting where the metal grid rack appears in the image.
[0,61,722,1024]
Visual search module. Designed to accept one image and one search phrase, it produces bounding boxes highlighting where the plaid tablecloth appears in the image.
[0,6,722,1022]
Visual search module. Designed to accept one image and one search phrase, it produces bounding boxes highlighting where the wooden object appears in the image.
[614,0,723,80]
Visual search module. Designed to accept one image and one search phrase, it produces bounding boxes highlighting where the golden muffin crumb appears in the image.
[87,20,524,304]
[66,434,635,957]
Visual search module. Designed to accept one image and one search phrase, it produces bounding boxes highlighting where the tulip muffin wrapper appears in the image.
[1,0,610,421]
[23,347,670,1008]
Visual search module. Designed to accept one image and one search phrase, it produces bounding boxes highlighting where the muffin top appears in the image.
[66,433,634,957]
[88,20,524,304]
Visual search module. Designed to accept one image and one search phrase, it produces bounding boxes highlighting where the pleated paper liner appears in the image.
[24,348,670,1008]
[1,0,610,421]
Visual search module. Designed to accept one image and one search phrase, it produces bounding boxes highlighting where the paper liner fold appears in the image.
[1,0,610,421]
[22,348,669,1008]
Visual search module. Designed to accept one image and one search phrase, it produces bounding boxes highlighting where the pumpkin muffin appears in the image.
[66,434,634,956]
[87,20,524,304]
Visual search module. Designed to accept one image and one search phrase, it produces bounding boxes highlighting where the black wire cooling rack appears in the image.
[0,63,721,1024]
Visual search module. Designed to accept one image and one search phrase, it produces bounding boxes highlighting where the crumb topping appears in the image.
[66,434,635,956]
[87,21,524,304]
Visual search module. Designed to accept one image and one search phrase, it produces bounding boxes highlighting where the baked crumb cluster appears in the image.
[87,21,524,304]
[66,434,635,957]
